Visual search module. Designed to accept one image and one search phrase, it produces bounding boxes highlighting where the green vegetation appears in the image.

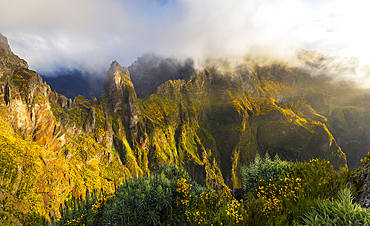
[241,154,349,225]
[0,107,122,225]
[241,153,293,196]
[49,189,115,226]
[302,188,370,226]
[46,157,364,226]
[0,109,48,225]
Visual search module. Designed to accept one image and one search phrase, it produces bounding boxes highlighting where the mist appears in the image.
[0,0,369,84]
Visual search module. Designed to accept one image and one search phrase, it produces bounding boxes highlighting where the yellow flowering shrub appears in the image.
[185,190,219,225]
[185,185,247,226]
[223,199,246,225]
[242,158,348,225]
[175,177,192,207]
[63,214,86,226]
[256,175,303,217]
[186,209,209,225]
[91,193,115,216]
[293,158,346,200]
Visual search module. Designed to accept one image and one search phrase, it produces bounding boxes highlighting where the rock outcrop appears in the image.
[355,167,370,208]
[104,60,140,141]
[350,156,370,209]
[0,33,12,55]
[0,32,28,71]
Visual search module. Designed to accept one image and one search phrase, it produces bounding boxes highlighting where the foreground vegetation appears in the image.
[46,154,370,226]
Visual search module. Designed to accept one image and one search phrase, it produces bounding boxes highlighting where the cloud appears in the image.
[0,0,369,81]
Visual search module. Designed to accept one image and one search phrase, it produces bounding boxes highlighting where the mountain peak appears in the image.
[109,60,122,70]
[0,33,7,44]
[0,32,11,54]
[0,33,28,69]
[104,60,132,95]
[107,60,129,77]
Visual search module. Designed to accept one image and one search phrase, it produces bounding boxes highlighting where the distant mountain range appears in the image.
[41,53,194,100]
[41,70,105,99]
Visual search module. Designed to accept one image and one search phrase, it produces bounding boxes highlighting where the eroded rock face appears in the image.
[8,97,32,134]
[0,33,11,54]
[104,60,132,95]
[257,109,346,169]
[104,60,140,141]
[83,107,96,134]
[0,33,62,148]
[0,34,349,181]
[0,32,28,71]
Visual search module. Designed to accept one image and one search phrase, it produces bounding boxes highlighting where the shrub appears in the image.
[157,163,191,182]
[242,173,311,225]
[159,165,248,226]
[49,165,198,226]
[256,175,303,216]
[183,184,247,226]
[99,174,175,226]
[292,158,348,200]
[241,155,348,225]
[302,188,370,226]
[49,189,113,226]
[241,152,293,197]
[49,161,350,226]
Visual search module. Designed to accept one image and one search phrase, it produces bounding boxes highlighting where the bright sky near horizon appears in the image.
[0,0,369,78]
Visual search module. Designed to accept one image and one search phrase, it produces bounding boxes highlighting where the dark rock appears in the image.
[83,107,96,134]
[41,70,104,99]
[231,188,244,202]
[57,95,67,109]
[352,163,370,208]
[247,108,254,118]
[4,82,10,105]
[103,60,140,141]
[64,149,73,159]
[67,98,72,108]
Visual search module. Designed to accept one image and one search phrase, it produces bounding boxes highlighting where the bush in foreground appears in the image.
[240,153,348,225]
[50,158,357,226]
[302,188,370,226]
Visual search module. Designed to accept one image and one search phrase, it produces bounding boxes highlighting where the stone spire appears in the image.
[103,60,133,96]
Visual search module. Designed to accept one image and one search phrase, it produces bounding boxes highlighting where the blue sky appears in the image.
[0,0,369,81]
[157,0,168,5]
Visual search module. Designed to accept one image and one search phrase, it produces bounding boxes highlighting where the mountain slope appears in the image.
[0,33,353,224]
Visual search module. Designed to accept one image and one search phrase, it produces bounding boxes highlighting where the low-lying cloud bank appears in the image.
[0,0,369,84]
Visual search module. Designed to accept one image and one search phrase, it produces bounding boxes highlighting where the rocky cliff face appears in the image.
[0,33,356,224]
[104,60,140,140]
